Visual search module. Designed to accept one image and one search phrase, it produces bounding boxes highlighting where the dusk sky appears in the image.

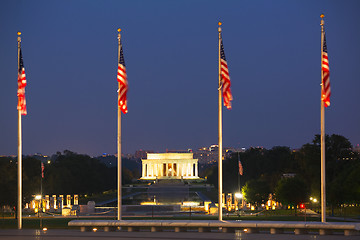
[1,0,360,156]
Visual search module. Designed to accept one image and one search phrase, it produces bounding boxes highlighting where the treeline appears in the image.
[205,134,360,209]
[0,150,139,207]
[1,134,359,210]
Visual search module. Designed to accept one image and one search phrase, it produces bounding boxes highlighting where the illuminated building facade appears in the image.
[141,153,199,180]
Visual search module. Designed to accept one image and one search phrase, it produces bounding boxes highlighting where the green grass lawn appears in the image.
[0,217,75,229]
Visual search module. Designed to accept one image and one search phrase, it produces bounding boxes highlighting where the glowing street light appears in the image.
[235,192,243,199]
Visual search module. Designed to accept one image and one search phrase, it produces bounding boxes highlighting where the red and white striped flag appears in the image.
[117,40,128,114]
[321,32,331,107]
[17,48,27,115]
[238,159,243,176]
[220,35,233,109]
[41,162,45,178]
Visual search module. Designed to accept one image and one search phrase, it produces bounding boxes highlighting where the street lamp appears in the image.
[234,192,243,213]
[235,192,243,199]
[309,197,318,213]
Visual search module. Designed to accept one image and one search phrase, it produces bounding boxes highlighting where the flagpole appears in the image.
[117,28,122,221]
[40,162,43,228]
[238,160,241,211]
[320,14,326,223]
[17,32,22,230]
[218,22,223,222]
[237,153,241,195]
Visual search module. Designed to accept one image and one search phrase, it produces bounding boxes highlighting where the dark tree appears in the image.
[0,157,17,206]
[295,134,359,209]
[274,176,309,209]
[242,179,271,207]
[22,157,42,202]
[44,150,116,195]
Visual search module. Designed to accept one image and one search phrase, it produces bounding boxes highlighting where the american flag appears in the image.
[321,32,331,107]
[238,159,243,176]
[41,162,45,178]
[117,40,128,114]
[17,48,27,115]
[220,35,233,109]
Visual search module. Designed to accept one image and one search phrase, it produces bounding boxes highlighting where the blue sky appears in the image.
[1,0,359,156]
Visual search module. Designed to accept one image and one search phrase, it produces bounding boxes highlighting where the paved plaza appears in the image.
[0,229,358,240]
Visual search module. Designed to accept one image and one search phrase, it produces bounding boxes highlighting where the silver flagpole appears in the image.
[17,32,22,230]
[320,14,326,223]
[218,22,223,222]
[117,28,122,221]
[238,153,241,197]
[40,162,43,228]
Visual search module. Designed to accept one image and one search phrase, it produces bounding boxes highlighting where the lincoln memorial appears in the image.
[140,153,199,180]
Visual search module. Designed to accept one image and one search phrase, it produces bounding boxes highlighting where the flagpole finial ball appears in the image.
[17,32,21,36]
[218,22,222,26]
[118,28,121,32]
[320,14,324,19]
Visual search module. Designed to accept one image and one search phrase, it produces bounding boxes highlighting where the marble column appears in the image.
[59,195,64,209]
[74,195,79,205]
[66,195,71,207]
[53,195,57,209]
[195,162,198,177]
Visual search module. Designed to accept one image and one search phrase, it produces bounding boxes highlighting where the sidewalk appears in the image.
[0,229,359,240]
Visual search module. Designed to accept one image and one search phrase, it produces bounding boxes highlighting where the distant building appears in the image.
[140,153,199,180]
[193,148,218,165]
[209,145,219,152]
[193,145,246,165]
[135,150,154,159]
[166,149,192,153]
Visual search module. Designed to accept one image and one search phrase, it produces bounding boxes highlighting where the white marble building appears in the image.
[140,153,199,180]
